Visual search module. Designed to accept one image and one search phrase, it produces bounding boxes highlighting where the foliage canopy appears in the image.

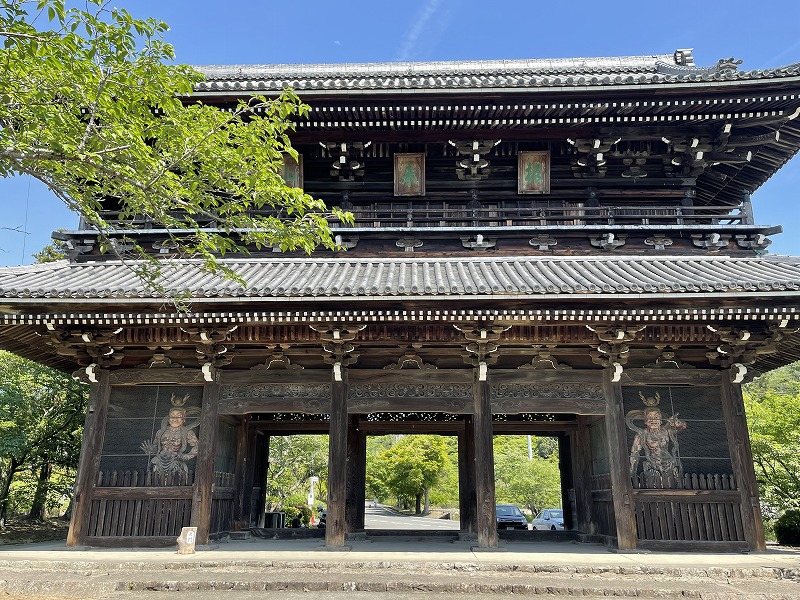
[744,363,800,513]
[0,350,88,524]
[1,0,348,282]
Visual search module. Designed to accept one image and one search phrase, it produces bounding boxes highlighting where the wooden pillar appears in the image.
[603,369,638,549]
[67,370,110,547]
[473,372,498,547]
[253,433,270,528]
[190,375,221,545]
[346,414,366,532]
[721,378,766,551]
[558,433,574,531]
[232,415,251,531]
[326,370,349,547]
[457,418,476,533]
[571,416,594,534]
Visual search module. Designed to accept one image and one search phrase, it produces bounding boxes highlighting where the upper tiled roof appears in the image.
[3,256,800,302]
[194,53,800,93]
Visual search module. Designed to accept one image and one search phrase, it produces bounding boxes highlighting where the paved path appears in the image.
[364,506,460,530]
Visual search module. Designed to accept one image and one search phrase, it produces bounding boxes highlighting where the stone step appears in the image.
[0,563,797,599]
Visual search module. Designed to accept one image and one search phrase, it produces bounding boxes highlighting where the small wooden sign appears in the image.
[281,153,303,189]
[518,151,550,194]
[394,153,425,196]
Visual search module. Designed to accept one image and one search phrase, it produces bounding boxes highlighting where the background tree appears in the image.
[1,0,349,286]
[264,435,328,514]
[0,351,87,526]
[493,435,562,516]
[744,363,800,514]
[368,435,450,514]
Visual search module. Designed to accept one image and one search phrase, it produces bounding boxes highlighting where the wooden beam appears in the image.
[325,370,349,547]
[190,375,222,545]
[721,378,766,551]
[67,370,111,547]
[473,371,498,548]
[603,370,638,549]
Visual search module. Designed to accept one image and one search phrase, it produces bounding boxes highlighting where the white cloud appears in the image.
[394,0,444,62]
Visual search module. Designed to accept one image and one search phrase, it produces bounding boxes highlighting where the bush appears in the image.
[774,509,800,546]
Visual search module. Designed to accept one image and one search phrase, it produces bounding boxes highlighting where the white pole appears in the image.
[527,435,533,460]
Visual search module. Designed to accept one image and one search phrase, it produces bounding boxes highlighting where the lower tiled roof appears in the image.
[2,256,800,302]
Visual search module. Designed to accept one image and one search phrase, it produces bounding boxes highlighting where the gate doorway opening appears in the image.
[262,434,329,530]
[493,434,564,531]
[365,433,460,532]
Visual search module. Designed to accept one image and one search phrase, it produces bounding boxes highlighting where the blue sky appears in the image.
[2,0,800,266]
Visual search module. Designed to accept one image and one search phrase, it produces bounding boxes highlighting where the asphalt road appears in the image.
[363,505,460,530]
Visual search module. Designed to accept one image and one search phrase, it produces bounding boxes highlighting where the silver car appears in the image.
[531,508,564,531]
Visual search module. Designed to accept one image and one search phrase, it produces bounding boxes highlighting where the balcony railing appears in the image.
[83,200,753,231]
[344,202,752,229]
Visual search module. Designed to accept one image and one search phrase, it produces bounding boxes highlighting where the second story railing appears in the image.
[82,200,753,231]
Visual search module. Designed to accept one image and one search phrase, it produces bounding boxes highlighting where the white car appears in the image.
[531,508,565,531]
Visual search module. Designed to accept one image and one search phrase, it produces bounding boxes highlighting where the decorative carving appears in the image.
[644,349,694,369]
[460,234,496,251]
[384,350,437,370]
[491,383,604,401]
[529,234,558,251]
[350,399,468,413]
[518,346,571,370]
[621,369,721,386]
[644,235,674,251]
[221,398,330,414]
[715,57,743,74]
[137,352,184,369]
[221,384,331,400]
[590,232,626,250]
[349,383,472,399]
[251,346,303,370]
[108,370,205,385]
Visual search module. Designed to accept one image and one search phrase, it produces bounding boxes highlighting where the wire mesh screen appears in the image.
[99,385,203,486]
[623,386,732,489]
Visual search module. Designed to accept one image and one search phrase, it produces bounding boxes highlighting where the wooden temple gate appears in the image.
[64,354,762,552]
[4,50,800,553]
